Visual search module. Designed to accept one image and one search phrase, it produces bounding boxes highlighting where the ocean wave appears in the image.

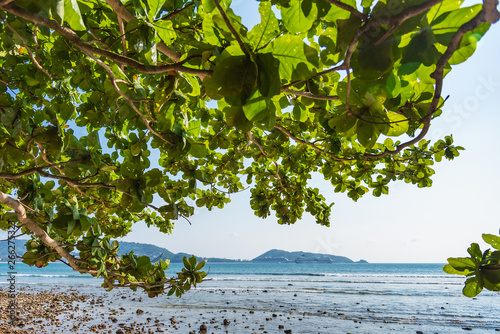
[206,272,453,278]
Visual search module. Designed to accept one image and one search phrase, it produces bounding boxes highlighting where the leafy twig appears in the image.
[213,0,250,58]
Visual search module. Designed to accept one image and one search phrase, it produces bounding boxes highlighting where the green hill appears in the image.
[1,240,365,263]
[252,249,361,263]
[0,239,241,263]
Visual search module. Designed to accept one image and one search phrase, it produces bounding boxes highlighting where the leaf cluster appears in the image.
[444,234,500,297]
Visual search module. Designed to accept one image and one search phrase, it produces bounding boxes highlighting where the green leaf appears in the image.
[356,121,379,149]
[483,234,500,251]
[292,103,308,122]
[467,243,483,261]
[328,114,357,135]
[202,0,216,13]
[72,204,80,220]
[189,143,208,158]
[64,0,86,30]
[183,256,191,270]
[256,53,281,98]
[281,0,318,34]
[155,20,177,46]
[431,5,482,33]
[443,264,466,275]
[242,90,275,122]
[265,35,318,83]
[463,277,483,298]
[449,23,490,65]
[225,106,253,132]
[384,112,409,136]
[248,1,279,51]
[402,28,437,67]
[67,218,76,235]
[131,142,142,156]
[447,257,476,273]
[210,56,258,98]
[147,0,163,21]
[55,0,65,24]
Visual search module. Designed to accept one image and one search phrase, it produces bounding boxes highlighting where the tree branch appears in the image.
[0,161,76,180]
[2,18,53,78]
[1,3,210,77]
[280,88,341,101]
[105,0,181,62]
[157,3,195,22]
[274,124,351,162]
[430,0,500,117]
[0,190,97,275]
[213,0,250,58]
[83,51,175,148]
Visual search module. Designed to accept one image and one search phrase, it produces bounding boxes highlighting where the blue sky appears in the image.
[117,0,500,263]
[3,1,499,263]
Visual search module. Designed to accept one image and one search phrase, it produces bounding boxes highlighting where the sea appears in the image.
[1,262,500,333]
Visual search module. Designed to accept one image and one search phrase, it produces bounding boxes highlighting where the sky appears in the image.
[3,1,500,263]
[117,0,500,263]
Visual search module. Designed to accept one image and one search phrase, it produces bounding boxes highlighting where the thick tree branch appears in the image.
[0,190,97,275]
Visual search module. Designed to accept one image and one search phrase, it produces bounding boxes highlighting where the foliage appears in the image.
[444,233,500,297]
[0,0,498,297]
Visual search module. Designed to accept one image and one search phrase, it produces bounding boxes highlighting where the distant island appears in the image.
[0,239,367,264]
[253,249,368,264]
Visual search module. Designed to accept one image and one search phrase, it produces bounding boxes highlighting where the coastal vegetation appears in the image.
[0,0,499,297]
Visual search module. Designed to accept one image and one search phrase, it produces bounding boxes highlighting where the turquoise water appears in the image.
[2,262,500,332]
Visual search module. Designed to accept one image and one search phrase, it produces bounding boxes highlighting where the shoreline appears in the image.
[2,287,499,334]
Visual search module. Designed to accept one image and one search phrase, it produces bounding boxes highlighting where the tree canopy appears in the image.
[0,0,499,297]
